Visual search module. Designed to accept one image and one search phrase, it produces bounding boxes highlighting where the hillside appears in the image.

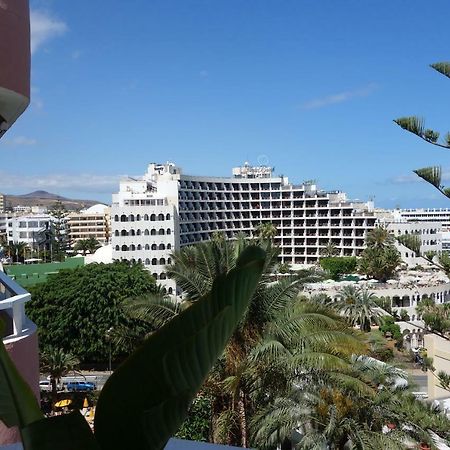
[3,191,104,211]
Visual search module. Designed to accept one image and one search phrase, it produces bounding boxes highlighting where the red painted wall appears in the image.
[0,0,30,99]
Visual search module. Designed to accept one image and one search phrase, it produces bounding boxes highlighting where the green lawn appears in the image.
[5,257,85,287]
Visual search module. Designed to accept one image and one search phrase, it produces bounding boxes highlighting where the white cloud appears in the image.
[3,136,37,146]
[300,83,378,110]
[30,10,68,54]
[0,173,122,194]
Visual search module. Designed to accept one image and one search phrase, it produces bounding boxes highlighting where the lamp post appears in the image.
[105,327,113,374]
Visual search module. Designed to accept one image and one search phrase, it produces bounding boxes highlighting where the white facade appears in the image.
[7,214,52,247]
[111,162,376,291]
[68,204,111,247]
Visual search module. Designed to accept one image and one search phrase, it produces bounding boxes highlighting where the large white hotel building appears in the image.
[111,162,376,291]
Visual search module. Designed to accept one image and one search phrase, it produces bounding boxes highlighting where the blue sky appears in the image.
[1,0,450,208]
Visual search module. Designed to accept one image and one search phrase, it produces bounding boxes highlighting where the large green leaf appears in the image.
[0,325,43,430]
[21,411,99,450]
[94,246,266,450]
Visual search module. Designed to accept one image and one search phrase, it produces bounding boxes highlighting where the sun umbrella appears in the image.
[83,397,89,408]
[55,399,72,408]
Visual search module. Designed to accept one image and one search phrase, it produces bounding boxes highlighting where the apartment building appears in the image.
[0,193,4,213]
[67,204,110,247]
[111,162,376,290]
[6,214,52,247]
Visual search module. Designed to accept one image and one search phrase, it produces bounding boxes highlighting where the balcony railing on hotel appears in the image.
[0,270,34,341]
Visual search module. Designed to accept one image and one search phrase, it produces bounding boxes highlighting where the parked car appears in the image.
[66,381,95,392]
[39,380,52,392]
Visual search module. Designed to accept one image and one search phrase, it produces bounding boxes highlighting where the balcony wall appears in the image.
[0,0,30,134]
[0,270,39,447]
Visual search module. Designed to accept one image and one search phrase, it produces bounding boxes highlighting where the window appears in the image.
[114,215,119,222]
[121,245,128,251]
[151,244,157,250]
[167,258,171,264]
[145,258,150,265]
[130,229,135,236]
[130,245,136,251]
[144,214,149,221]
[121,230,127,236]
[144,229,150,236]
[136,229,141,236]
[129,214,135,222]
[159,273,167,280]
[159,243,165,250]
[136,214,141,221]
[152,273,158,280]
[150,214,156,221]
[114,230,119,236]
[115,245,120,251]
[160,258,166,265]
[158,213,164,221]
[145,244,150,250]
[166,229,171,235]
[166,213,171,220]
[152,258,157,265]
[168,287,173,294]
[151,229,157,236]
[120,215,127,222]
[137,244,142,250]
[167,243,172,250]
[159,229,165,235]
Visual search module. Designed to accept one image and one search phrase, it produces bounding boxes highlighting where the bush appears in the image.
[379,316,402,341]
[319,257,357,281]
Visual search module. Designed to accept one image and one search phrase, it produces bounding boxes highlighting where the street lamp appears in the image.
[105,327,114,375]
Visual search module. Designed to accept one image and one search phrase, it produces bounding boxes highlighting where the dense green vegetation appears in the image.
[320,256,357,280]
[26,262,156,363]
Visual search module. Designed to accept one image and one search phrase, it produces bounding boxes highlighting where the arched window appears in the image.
[144,229,150,236]
[150,214,156,221]
[129,214,135,222]
[138,258,142,264]
[166,228,171,235]
[121,245,128,251]
[151,244,157,250]
[167,243,172,250]
[131,258,136,264]
[120,215,127,222]
[145,258,150,265]
[136,214,141,221]
[144,214,149,221]
[151,258,157,265]
[121,229,127,236]
[166,213,171,220]
[159,229,165,235]
[158,213,164,221]
[159,272,167,280]
[137,244,142,250]
[151,229,157,236]
[145,244,150,250]
[167,257,171,265]
[168,287,173,294]
[152,273,158,280]
[114,215,119,222]
[130,229,136,236]
[130,245,136,251]
[114,230,119,236]
[160,258,166,265]
[115,245,120,251]
[159,243,165,250]
[136,229,141,236]
[162,287,167,294]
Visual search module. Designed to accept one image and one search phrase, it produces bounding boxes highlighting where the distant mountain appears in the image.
[3,191,105,211]
[17,190,67,200]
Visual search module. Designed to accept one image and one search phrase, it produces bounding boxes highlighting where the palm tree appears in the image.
[320,240,339,258]
[40,348,79,407]
[74,239,90,255]
[86,237,101,254]
[255,222,278,242]
[365,226,395,249]
[165,237,357,447]
[334,286,385,332]
[3,241,29,263]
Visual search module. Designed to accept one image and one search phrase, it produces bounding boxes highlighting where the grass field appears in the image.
[5,257,85,287]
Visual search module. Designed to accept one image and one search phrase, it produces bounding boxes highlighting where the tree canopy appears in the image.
[26,262,157,363]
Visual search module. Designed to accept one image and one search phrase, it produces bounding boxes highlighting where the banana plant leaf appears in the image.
[0,321,43,430]
[94,245,265,450]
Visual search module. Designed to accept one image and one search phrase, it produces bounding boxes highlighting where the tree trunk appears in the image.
[237,389,248,448]
[51,377,58,409]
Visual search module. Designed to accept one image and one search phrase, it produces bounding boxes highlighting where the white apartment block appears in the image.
[68,204,111,247]
[111,163,377,292]
[6,214,52,247]
[0,193,4,213]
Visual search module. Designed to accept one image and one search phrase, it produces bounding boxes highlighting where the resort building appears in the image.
[67,204,111,247]
[111,162,377,291]
[6,214,52,248]
[0,193,4,213]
